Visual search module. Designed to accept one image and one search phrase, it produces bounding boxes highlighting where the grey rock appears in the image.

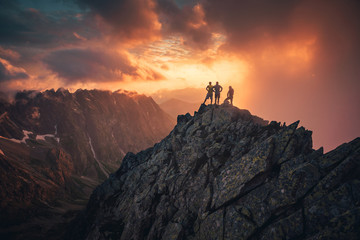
[67,104,360,240]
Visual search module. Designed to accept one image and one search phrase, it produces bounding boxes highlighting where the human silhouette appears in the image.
[223,86,234,105]
[203,82,214,104]
[213,81,223,105]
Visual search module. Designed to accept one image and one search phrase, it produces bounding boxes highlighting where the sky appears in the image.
[0,0,359,151]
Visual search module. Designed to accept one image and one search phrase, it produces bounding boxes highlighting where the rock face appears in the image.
[69,104,360,240]
[0,89,174,239]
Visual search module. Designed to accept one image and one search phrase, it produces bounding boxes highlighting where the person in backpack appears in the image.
[203,82,215,104]
[213,81,223,105]
[223,86,234,105]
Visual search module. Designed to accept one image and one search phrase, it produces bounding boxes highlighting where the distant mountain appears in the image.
[159,98,199,119]
[0,89,174,239]
[68,104,360,240]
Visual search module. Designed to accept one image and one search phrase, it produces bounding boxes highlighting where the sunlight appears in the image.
[108,56,249,95]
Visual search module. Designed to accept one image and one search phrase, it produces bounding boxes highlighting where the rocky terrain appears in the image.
[68,104,360,240]
[0,89,174,239]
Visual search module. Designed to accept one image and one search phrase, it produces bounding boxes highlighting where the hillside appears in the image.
[68,104,360,240]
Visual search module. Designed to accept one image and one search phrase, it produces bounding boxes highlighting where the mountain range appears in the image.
[0,89,175,239]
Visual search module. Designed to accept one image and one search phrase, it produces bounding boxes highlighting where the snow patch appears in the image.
[88,135,109,178]
[35,125,60,143]
[1,130,34,144]
[0,149,5,156]
[21,130,33,143]
[36,134,60,143]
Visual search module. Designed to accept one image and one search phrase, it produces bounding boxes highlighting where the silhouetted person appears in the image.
[223,86,234,105]
[203,82,214,104]
[213,81,223,105]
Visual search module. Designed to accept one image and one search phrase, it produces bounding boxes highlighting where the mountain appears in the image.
[68,104,360,240]
[0,89,174,239]
[159,98,200,120]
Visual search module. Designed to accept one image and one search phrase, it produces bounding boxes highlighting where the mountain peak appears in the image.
[183,103,269,126]
[67,103,360,239]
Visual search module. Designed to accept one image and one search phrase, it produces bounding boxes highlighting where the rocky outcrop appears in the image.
[69,104,360,240]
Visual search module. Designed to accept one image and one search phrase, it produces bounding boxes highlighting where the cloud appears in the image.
[73,32,87,41]
[156,0,213,50]
[0,1,100,48]
[76,0,162,43]
[0,47,20,60]
[202,0,360,76]
[43,48,138,83]
[76,0,214,49]
[0,58,29,82]
[203,0,299,50]
[201,0,360,151]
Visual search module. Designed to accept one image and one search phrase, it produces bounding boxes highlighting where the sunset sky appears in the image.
[0,0,359,151]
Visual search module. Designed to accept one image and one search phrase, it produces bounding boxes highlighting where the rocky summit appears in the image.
[68,104,360,240]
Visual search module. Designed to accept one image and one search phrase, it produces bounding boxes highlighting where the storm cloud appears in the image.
[76,0,162,42]
[156,0,213,50]
[0,1,98,48]
[43,48,138,83]
[76,0,213,49]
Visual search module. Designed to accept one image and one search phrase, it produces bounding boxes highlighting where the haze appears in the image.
[0,0,359,151]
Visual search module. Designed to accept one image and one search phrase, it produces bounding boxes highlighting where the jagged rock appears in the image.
[67,104,360,240]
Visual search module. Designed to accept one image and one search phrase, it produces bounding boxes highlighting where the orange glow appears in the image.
[1,0,359,152]
[188,4,207,29]
[285,37,317,63]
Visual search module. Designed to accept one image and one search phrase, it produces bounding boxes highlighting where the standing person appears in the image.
[203,82,214,104]
[223,86,234,105]
[213,81,223,105]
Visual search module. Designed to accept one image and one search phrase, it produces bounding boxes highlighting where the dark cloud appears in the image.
[0,0,100,48]
[0,58,29,82]
[76,0,213,49]
[202,0,360,77]
[43,48,138,83]
[76,0,161,42]
[203,0,300,49]
[156,0,212,49]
